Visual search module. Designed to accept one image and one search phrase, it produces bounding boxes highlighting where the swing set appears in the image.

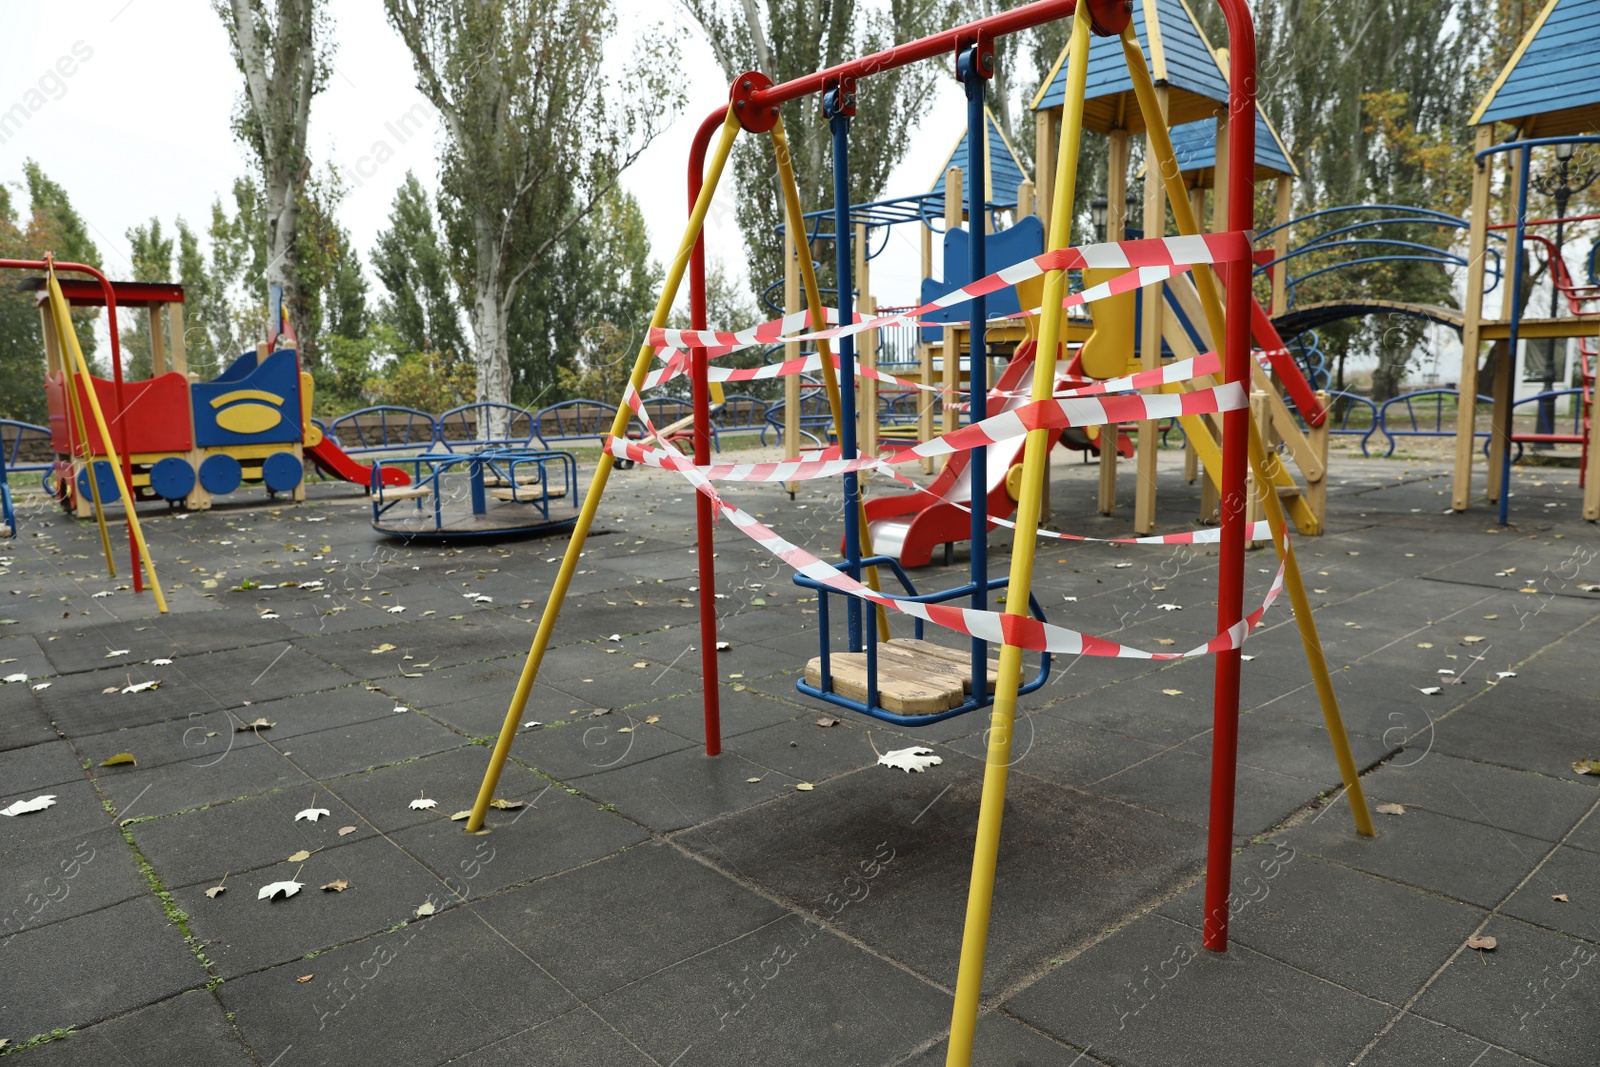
[467,2,1374,1062]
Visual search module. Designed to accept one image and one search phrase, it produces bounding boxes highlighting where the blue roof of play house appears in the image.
[1169,112,1296,177]
[1473,0,1600,130]
[1032,0,1230,114]
[927,110,1031,212]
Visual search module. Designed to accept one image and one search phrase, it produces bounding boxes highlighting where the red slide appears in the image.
[862,341,1065,568]
[306,437,411,488]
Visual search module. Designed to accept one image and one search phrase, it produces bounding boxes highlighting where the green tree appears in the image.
[370,171,465,361]
[23,161,101,369]
[215,0,331,364]
[0,185,44,423]
[679,0,954,301]
[119,218,177,380]
[385,0,682,436]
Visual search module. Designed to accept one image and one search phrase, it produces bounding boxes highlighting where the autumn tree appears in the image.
[385,0,681,436]
[370,171,465,363]
[214,0,330,363]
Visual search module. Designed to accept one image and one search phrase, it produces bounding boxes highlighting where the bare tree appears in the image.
[385,0,681,434]
[214,0,329,361]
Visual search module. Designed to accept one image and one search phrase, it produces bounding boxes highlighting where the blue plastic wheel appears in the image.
[76,460,119,501]
[261,451,303,493]
[199,454,243,496]
[149,456,197,501]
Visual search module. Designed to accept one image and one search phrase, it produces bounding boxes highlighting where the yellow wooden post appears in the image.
[1452,124,1496,512]
[784,226,801,494]
[946,7,1092,1063]
[1307,389,1330,523]
[1034,109,1055,237]
[1097,127,1131,518]
[1270,176,1292,317]
[467,109,744,833]
[168,302,189,378]
[943,166,963,438]
[148,304,167,377]
[40,300,115,571]
[1134,89,1166,534]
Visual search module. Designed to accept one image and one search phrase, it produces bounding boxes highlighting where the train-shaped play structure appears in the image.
[36,278,403,517]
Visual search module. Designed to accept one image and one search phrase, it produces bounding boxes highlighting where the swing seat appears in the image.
[804,638,1000,715]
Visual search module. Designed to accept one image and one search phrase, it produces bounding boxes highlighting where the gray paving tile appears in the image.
[1158,851,1483,1004]
[1176,711,1397,786]
[1090,746,1327,836]
[471,842,786,1000]
[1412,916,1600,1067]
[592,912,950,1067]
[280,711,465,781]
[0,989,253,1066]
[0,895,206,1039]
[218,905,576,1066]
[0,740,87,794]
[946,713,1169,788]
[174,834,447,978]
[1360,1012,1543,1067]
[1280,806,1552,910]
[635,685,806,744]
[0,827,146,938]
[1006,913,1394,1067]
[571,743,800,832]
[1500,846,1600,944]
[446,1008,655,1067]
[902,1011,1108,1066]
[1358,752,1598,844]
[96,742,314,822]
[326,744,545,835]
[509,717,695,782]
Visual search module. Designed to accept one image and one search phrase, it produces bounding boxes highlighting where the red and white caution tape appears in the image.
[651,231,1252,353]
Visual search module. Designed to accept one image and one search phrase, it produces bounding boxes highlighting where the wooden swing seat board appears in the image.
[805,637,1000,714]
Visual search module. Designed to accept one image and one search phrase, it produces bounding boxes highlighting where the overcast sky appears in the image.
[1,1,970,323]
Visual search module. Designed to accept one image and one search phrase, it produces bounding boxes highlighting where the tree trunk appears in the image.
[471,218,512,440]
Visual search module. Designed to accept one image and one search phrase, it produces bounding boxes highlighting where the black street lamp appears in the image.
[1529,141,1599,442]
[1091,196,1108,243]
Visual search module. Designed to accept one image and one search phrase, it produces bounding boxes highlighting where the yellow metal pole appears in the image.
[46,298,116,575]
[1123,37,1371,835]
[465,110,744,833]
[770,116,890,642]
[46,268,166,613]
[945,6,1092,1064]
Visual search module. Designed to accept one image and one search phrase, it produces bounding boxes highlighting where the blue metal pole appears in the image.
[827,91,863,651]
[961,46,989,696]
[1500,145,1531,526]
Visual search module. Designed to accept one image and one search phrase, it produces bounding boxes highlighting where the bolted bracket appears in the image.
[821,75,857,120]
[729,70,779,134]
[953,32,995,83]
[1086,0,1134,37]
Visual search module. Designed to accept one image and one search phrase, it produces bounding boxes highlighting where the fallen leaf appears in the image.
[337,825,357,836]
[392,705,409,713]
[489,799,524,810]
[715,641,731,651]
[1495,671,1517,679]
[1162,688,1183,696]
[105,649,130,658]
[1552,893,1569,903]
[295,807,331,823]
[644,715,660,725]
[370,643,397,654]
[205,885,227,900]
[1417,642,1434,649]
[297,974,314,983]
[236,718,275,732]
[879,746,942,773]
[816,717,840,728]
[746,776,764,783]
[121,680,160,694]
[259,612,281,620]
[150,657,174,665]
[1461,636,1485,645]
[99,752,137,768]
[1418,687,1443,696]
[386,605,406,614]
[2,672,26,683]
[31,682,50,691]
[588,708,611,718]
[415,901,435,917]
[259,880,303,901]
[1465,935,1497,951]
[450,810,472,821]
[1376,803,1406,816]
[1156,638,1176,646]
[321,879,350,893]
[631,661,648,669]
[795,782,815,791]
[616,726,633,733]
[287,849,313,863]
[1572,759,1600,776]
[1519,586,1539,594]
[1157,603,1182,612]
[1,794,57,817]
[409,798,438,811]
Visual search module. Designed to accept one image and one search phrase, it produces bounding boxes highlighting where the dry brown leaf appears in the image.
[1466,935,1497,951]
[1552,893,1570,903]
[1518,587,1539,594]
[1376,803,1406,815]
[644,714,660,724]
[1156,638,1176,646]
[1573,759,1600,776]
[450,810,472,821]
[795,782,815,791]
[746,776,763,783]
[287,849,313,863]
[489,799,524,810]
[415,901,435,918]
[235,717,275,732]
[370,643,397,654]
[205,884,227,899]
[296,974,314,983]
[337,825,357,836]
[631,661,648,669]
[320,880,350,893]
[816,717,840,728]
[99,752,137,768]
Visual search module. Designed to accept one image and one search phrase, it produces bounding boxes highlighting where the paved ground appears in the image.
[1,445,1597,1066]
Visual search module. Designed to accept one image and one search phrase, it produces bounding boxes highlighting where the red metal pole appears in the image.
[1202,0,1257,953]
[689,111,724,757]
[1,258,142,590]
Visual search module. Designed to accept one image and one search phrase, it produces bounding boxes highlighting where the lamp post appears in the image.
[1530,141,1599,442]
[1091,196,1108,243]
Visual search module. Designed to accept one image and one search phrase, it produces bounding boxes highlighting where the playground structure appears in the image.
[24,277,405,519]
[1451,0,1600,522]
[462,3,1377,1065]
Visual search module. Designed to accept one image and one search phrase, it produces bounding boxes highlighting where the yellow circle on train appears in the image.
[215,401,284,435]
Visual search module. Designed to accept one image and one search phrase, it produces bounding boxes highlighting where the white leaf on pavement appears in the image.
[878,746,943,773]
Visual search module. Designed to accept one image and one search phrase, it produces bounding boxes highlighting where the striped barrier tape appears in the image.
[650,230,1251,353]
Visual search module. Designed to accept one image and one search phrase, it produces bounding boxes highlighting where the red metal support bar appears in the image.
[1488,210,1600,231]
[688,136,723,758]
[1203,0,1257,954]
[0,257,141,591]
